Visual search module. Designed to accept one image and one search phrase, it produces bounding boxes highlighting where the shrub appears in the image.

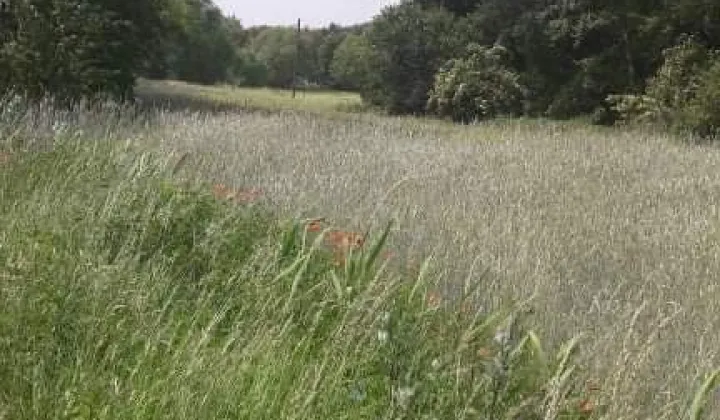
[646,36,712,112]
[606,93,671,127]
[608,36,720,138]
[680,60,720,138]
[427,44,526,124]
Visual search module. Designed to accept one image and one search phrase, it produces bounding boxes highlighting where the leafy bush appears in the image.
[427,44,526,123]
[646,36,712,112]
[680,60,720,138]
[606,94,670,127]
[609,36,720,137]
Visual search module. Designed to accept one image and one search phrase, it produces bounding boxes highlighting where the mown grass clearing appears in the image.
[135,78,366,116]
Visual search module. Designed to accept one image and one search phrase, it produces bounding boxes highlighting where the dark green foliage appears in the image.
[609,36,720,137]
[243,25,364,89]
[329,33,376,91]
[355,0,720,127]
[0,0,177,101]
[681,60,720,137]
[316,25,348,87]
[363,3,461,114]
[164,1,237,85]
[414,0,482,16]
[232,49,269,87]
[248,27,297,88]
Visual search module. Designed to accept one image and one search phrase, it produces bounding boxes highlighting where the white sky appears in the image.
[213,0,400,28]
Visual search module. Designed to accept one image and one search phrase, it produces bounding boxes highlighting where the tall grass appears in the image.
[1,140,600,419]
[1,91,719,418]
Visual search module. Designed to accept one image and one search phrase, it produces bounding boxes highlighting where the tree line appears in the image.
[0,0,368,98]
[1,0,720,135]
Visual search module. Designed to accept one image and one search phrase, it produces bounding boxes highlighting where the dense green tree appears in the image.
[245,25,359,88]
[414,0,482,16]
[232,49,269,86]
[0,0,173,100]
[250,27,298,87]
[329,33,376,91]
[167,0,236,84]
[316,25,348,86]
[364,3,462,114]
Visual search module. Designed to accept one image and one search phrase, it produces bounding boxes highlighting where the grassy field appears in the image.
[136,79,366,115]
[1,87,720,419]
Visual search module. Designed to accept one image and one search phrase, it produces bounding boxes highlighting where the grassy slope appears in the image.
[0,141,607,419]
[0,86,719,418]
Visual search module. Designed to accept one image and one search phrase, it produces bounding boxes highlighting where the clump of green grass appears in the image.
[0,140,615,419]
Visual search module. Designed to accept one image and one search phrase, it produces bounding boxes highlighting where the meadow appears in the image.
[1,85,719,419]
[135,79,366,115]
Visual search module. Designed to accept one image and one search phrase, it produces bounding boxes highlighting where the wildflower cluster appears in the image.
[211,183,264,205]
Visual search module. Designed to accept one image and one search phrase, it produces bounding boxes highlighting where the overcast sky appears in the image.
[213,0,400,28]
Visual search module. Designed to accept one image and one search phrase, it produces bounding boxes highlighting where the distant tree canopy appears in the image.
[161,0,237,84]
[2,0,720,134]
[329,33,375,91]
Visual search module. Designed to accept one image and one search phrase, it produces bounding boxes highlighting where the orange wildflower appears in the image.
[305,218,324,233]
[325,230,365,252]
[578,398,594,415]
[212,184,263,204]
[477,347,493,359]
[212,184,231,200]
[0,152,11,165]
[322,229,364,269]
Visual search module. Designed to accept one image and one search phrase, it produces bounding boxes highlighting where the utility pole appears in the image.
[291,18,300,99]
